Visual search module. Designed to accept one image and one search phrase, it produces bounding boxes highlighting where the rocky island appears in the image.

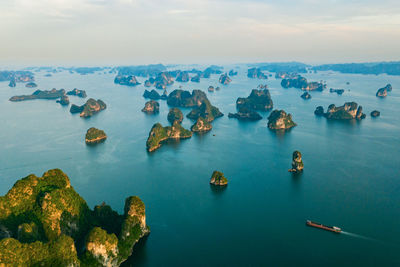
[56,95,70,106]
[146,122,192,152]
[176,71,189,82]
[187,99,223,122]
[66,88,87,98]
[85,127,107,144]
[228,69,238,76]
[236,89,273,111]
[314,102,366,120]
[25,82,37,88]
[191,117,212,133]
[9,89,66,102]
[247,68,268,79]
[70,98,106,118]
[228,107,262,121]
[210,171,228,186]
[167,89,207,107]
[143,89,161,100]
[191,74,200,83]
[154,72,174,89]
[0,169,149,266]
[168,108,184,124]
[218,73,232,85]
[267,110,297,130]
[376,84,392,97]
[288,151,304,173]
[330,88,345,95]
[142,100,160,114]
[114,75,141,86]
[281,75,326,91]
[371,110,380,117]
[301,92,311,99]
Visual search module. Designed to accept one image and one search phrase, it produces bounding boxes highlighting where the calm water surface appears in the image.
[0,67,399,266]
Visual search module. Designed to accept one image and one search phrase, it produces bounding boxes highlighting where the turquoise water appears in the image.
[0,67,399,266]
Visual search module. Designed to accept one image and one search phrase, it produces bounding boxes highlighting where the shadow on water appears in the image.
[193,131,211,143]
[121,234,149,267]
[210,184,227,196]
[267,127,294,142]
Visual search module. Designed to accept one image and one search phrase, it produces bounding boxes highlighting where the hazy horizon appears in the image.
[1,0,399,65]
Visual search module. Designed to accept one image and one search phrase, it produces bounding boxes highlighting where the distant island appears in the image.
[228,107,262,121]
[146,122,192,152]
[267,110,297,130]
[371,110,380,117]
[167,89,207,107]
[114,75,141,86]
[176,71,189,82]
[281,75,326,91]
[9,89,66,102]
[210,171,228,186]
[219,73,232,85]
[301,92,311,100]
[85,127,107,144]
[247,68,268,79]
[66,88,87,98]
[315,102,366,120]
[70,98,106,118]
[142,100,160,114]
[186,99,223,122]
[25,82,37,88]
[236,89,273,111]
[376,84,392,97]
[330,88,345,95]
[56,95,70,106]
[312,62,400,76]
[0,169,149,266]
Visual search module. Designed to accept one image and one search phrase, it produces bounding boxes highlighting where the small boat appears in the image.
[306,220,341,233]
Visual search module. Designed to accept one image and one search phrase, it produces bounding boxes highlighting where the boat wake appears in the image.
[341,231,379,242]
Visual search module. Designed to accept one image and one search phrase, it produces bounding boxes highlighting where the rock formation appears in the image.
[267,110,297,130]
[167,108,183,124]
[247,68,268,79]
[191,117,212,132]
[236,89,273,111]
[85,127,107,144]
[186,100,223,122]
[314,102,366,120]
[376,84,392,97]
[176,71,189,82]
[288,151,304,173]
[370,110,380,117]
[114,75,140,86]
[301,92,311,99]
[70,98,106,118]
[56,95,70,106]
[142,100,160,114]
[67,88,87,98]
[10,89,66,101]
[146,122,192,152]
[167,89,208,107]
[210,171,228,186]
[228,107,262,121]
[218,73,232,85]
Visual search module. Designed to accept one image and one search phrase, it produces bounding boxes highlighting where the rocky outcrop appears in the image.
[168,108,183,124]
[146,122,192,152]
[314,102,366,120]
[376,84,392,97]
[228,69,238,76]
[0,169,149,266]
[85,127,107,144]
[70,98,106,118]
[281,75,326,91]
[25,82,37,88]
[56,95,70,106]
[187,100,223,122]
[208,86,214,92]
[10,89,66,101]
[191,117,212,133]
[219,73,232,85]
[228,107,262,121]
[288,151,304,173]
[176,71,189,82]
[155,72,174,90]
[210,171,228,186]
[142,100,159,114]
[267,110,297,130]
[370,110,380,117]
[247,68,268,79]
[236,89,273,111]
[330,88,344,95]
[167,89,208,107]
[67,88,87,98]
[144,77,155,87]
[191,75,200,83]
[114,75,140,86]
[143,89,161,100]
[8,78,16,87]
[301,92,311,99]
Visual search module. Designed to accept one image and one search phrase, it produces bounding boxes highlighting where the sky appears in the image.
[0,0,399,65]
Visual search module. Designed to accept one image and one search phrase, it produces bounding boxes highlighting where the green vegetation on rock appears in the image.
[191,117,212,133]
[0,169,149,266]
[85,127,107,144]
[267,110,297,130]
[187,99,223,122]
[146,122,192,152]
[210,171,228,186]
[167,108,184,124]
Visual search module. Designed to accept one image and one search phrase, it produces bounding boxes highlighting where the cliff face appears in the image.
[267,110,297,130]
[143,89,161,100]
[67,89,87,98]
[289,151,304,173]
[186,100,223,122]
[142,100,160,114]
[155,72,174,90]
[210,171,228,186]
[236,89,273,111]
[191,117,212,132]
[57,95,70,106]
[0,169,149,266]
[176,71,189,82]
[70,98,107,118]
[146,122,192,152]
[315,102,366,120]
[376,84,392,97]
